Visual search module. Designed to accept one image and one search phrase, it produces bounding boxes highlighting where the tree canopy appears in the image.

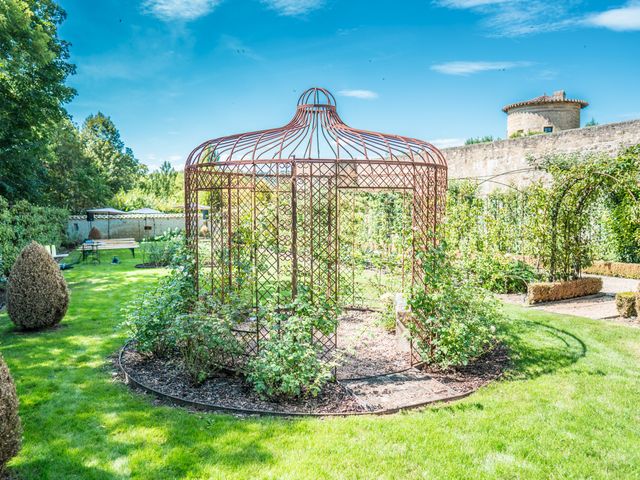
[0,0,76,203]
[81,112,145,196]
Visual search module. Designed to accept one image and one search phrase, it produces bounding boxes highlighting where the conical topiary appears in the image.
[88,226,101,240]
[7,242,69,330]
[0,353,21,473]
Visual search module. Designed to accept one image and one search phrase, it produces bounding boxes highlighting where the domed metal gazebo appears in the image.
[184,87,447,359]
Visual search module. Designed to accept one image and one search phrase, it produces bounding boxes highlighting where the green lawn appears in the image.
[1,251,640,479]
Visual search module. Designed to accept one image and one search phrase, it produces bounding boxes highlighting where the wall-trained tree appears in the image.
[7,242,69,330]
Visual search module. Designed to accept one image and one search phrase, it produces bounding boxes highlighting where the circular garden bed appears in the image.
[118,311,508,416]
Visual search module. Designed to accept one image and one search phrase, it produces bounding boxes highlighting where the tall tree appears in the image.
[44,118,111,213]
[0,0,75,203]
[81,112,145,196]
[143,161,178,199]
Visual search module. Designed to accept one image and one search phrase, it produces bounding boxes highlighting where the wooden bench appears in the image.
[80,238,139,262]
[44,245,69,263]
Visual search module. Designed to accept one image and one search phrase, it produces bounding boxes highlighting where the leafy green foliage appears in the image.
[445,181,540,292]
[465,135,496,145]
[123,237,196,356]
[140,229,184,266]
[170,299,242,385]
[44,118,112,213]
[378,292,397,332]
[530,147,640,280]
[465,256,541,294]
[447,145,640,283]
[247,290,340,398]
[81,112,145,197]
[142,161,178,199]
[409,244,501,368]
[0,196,68,277]
[0,0,75,203]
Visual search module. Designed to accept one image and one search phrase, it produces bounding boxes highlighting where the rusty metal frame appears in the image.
[184,88,447,365]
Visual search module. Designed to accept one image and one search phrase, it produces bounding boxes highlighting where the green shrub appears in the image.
[140,229,183,266]
[0,196,68,277]
[378,292,396,332]
[123,238,195,355]
[0,353,21,473]
[615,292,637,318]
[170,299,242,385]
[466,256,541,293]
[409,244,501,368]
[247,292,340,399]
[7,242,69,330]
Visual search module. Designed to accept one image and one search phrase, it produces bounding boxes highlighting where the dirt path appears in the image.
[336,310,410,380]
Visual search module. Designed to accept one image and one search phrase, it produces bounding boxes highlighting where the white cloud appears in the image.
[431,61,532,76]
[338,89,379,99]
[430,138,465,148]
[585,3,640,31]
[261,0,324,16]
[438,0,507,7]
[435,0,580,36]
[143,0,221,21]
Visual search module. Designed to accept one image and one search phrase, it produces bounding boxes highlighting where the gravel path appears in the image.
[336,310,410,380]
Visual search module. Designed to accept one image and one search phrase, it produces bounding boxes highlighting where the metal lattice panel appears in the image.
[184,88,448,366]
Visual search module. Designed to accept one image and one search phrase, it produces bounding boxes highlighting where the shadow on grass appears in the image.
[0,259,278,479]
[501,319,587,380]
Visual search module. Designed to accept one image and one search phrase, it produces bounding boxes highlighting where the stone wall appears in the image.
[506,103,581,137]
[443,119,640,193]
[67,213,201,242]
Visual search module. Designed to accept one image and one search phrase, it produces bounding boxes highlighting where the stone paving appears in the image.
[342,370,457,411]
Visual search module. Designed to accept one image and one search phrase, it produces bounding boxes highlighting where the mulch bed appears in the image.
[421,343,510,394]
[119,346,373,415]
[118,312,508,415]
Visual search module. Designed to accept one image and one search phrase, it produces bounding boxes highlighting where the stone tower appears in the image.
[503,90,588,138]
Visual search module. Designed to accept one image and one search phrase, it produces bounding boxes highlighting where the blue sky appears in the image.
[59,0,640,170]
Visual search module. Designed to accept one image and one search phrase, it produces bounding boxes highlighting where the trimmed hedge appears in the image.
[584,261,640,280]
[7,242,70,330]
[0,196,69,277]
[615,292,637,318]
[527,277,603,304]
[0,353,21,473]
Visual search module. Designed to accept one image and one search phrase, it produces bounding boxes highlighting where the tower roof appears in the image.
[502,90,588,113]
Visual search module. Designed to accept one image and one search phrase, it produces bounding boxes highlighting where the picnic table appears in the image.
[80,238,139,263]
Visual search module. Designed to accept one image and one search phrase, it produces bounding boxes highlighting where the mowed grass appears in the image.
[1,251,640,479]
